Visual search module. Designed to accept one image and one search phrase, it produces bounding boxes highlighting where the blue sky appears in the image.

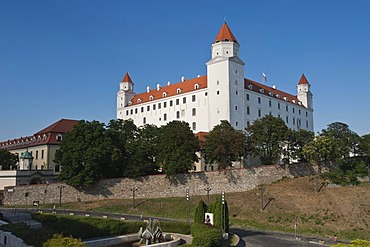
[1,0,369,140]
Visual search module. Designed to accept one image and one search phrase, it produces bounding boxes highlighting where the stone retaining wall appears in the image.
[2,163,315,206]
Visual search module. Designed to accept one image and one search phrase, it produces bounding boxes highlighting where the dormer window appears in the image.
[283,97,288,101]
[259,89,264,93]
[276,94,280,99]
[149,95,154,101]
[177,88,182,94]
[56,134,62,142]
[37,136,41,142]
[43,134,47,141]
[292,100,296,104]
[137,99,142,103]
[162,92,168,97]
[128,100,132,105]
[298,102,302,105]
[194,84,200,89]
[269,92,273,96]
[248,85,253,90]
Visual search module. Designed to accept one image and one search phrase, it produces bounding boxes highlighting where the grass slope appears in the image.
[44,176,370,240]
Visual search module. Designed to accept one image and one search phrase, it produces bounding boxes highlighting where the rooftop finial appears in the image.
[224,16,227,23]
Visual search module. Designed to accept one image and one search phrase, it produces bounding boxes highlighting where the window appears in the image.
[176,99,179,105]
[55,165,60,173]
[147,105,150,111]
[170,100,173,107]
[236,91,238,95]
[246,94,250,101]
[299,109,301,115]
[36,150,38,159]
[306,112,308,117]
[217,91,220,95]
[56,134,62,141]
[41,150,44,159]
[205,92,208,96]
[247,121,250,127]
[192,122,196,131]
[236,121,238,126]
[135,108,138,114]
[141,107,144,112]
[177,88,182,94]
[164,102,167,108]
[306,120,309,128]
[183,97,186,104]
[269,100,272,107]
[162,92,167,97]
[293,117,296,125]
[143,117,146,124]
[192,108,196,116]
[258,97,261,104]
[192,95,196,102]
[149,95,154,101]
[126,110,129,115]
[176,111,180,119]
[278,103,281,109]
[235,106,238,110]
[164,113,167,121]
[292,108,295,113]
[235,80,238,85]
[258,109,261,117]
[286,116,289,123]
[194,84,200,89]
[217,80,219,85]
[158,103,161,109]
[130,109,133,115]
[153,104,156,110]
[247,106,250,115]
[286,105,288,112]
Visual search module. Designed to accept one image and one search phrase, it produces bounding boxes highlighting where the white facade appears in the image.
[116,23,314,133]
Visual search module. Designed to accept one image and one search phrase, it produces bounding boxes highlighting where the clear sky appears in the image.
[1,0,369,141]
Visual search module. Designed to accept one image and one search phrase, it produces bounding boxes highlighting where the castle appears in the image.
[116,23,314,133]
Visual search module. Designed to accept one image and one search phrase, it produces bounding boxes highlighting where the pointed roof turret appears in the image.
[121,72,133,83]
[298,73,310,85]
[214,22,238,44]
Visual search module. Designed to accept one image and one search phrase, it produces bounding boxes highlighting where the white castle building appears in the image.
[116,23,314,133]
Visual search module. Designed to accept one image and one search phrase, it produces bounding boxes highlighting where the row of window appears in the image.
[29,150,45,160]
[244,106,309,118]
[126,95,198,116]
[246,93,304,110]
[244,117,309,128]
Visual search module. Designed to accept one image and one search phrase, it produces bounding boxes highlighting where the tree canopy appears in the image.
[156,121,199,176]
[203,120,246,169]
[246,115,288,165]
[0,150,18,170]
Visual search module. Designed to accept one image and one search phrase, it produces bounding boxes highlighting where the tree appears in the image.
[321,122,360,160]
[246,115,288,165]
[125,124,160,177]
[156,121,199,176]
[106,119,138,177]
[0,150,18,170]
[359,134,370,159]
[194,199,208,224]
[284,129,314,163]
[203,120,246,169]
[55,120,113,188]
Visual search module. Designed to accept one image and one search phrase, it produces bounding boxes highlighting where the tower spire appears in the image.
[214,22,238,44]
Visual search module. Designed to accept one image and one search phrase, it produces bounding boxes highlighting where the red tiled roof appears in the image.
[122,72,133,83]
[36,119,79,135]
[214,22,238,44]
[0,119,79,150]
[298,73,310,85]
[244,78,305,108]
[127,76,207,106]
[195,131,208,149]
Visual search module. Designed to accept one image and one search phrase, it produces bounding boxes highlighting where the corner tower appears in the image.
[117,72,135,119]
[297,74,313,110]
[206,22,245,130]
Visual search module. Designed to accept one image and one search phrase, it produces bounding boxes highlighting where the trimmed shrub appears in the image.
[43,234,87,247]
[191,223,222,247]
[194,200,208,224]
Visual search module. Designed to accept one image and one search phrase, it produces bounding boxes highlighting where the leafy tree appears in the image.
[246,115,288,165]
[284,129,314,163]
[106,119,138,177]
[56,120,113,188]
[0,150,18,170]
[359,134,370,161]
[156,121,199,176]
[204,120,246,169]
[125,124,160,177]
[43,234,87,247]
[194,200,208,224]
[321,122,360,159]
[302,135,336,171]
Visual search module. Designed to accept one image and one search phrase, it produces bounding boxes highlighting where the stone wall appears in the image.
[2,163,315,206]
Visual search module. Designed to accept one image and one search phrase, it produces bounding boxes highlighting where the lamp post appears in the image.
[57,185,65,208]
[221,191,225,235]
[204,187,212,205]
[130,187,138,209]
[43,181,49,205]
[186,188,190,222]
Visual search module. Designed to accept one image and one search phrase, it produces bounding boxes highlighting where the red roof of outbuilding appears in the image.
[214,22,238,44]
[36,119,79,135]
